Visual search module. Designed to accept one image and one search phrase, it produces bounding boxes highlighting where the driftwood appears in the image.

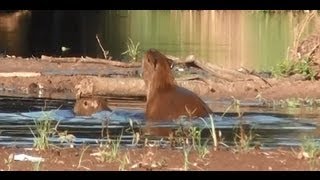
[0,72,41,77]
[75,77,214,98]
[40,55,270,86]
[174,59,271,86]
[40,55,141,68]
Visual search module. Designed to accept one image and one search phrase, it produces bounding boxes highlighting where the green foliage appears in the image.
[121,37,141,62]
[301,136,320,170]
[271,97,320,108]
[96,137,122,163]
[233,122,256,153]
[30,112,59,150]
[271,59,316,80]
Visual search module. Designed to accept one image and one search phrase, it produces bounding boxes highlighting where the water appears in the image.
[0,10,317,71]
[0,95,318,149]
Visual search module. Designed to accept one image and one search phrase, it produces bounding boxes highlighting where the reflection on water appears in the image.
[0,10,317,70]
[0,10,31,56]
[0,95,319,149]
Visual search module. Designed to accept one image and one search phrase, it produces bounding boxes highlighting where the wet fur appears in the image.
[143,49,212,135]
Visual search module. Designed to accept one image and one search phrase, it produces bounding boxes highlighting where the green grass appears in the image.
[29,111,60,150]
[96,135,122,163]
[188,126,209,158]
[300,136,320,170]
[121,37,141,62]
[222,97,257,153]
[233,122,256,153]
[271,59,316,80]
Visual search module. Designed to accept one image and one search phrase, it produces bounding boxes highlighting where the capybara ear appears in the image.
[146,49,158,69]
[166,58,174,69]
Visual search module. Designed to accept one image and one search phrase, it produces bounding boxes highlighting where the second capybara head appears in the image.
[73,97,111,116]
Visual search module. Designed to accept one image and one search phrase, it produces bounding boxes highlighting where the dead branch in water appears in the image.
[95,34,112,60]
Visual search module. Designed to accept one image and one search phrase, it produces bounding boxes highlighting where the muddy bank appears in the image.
[0,146,311,171]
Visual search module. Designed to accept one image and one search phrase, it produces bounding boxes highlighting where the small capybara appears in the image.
[73,97,111,116]
[142,48,213,136]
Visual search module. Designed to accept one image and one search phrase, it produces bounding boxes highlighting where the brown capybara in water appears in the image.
[142,48,213,136]
[73,97,111,116]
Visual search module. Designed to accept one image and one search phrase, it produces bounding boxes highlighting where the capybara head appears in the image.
[73,97,111,116]
[142,48,212,137]
[142,48,175,92]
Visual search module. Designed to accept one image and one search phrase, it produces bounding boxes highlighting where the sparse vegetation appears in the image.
[32,160,42,171]
[299,136,320,170]
[118,153,130,171]
[233,122,256,153]
[95,136,122,163]
[126,119,142,146]
[251,10,316,15]
[121,37,141,62]
[77,145,90,170]
[270,97,320,108]
[4,153,14,171]
[271,59,316,80]
[189,127,209,158]
[29,111,60,150]
[58,130,76,148]
[182,142,192,171]
[223,97,257,153]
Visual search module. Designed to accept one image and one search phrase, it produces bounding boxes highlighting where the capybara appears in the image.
[73,97,111,116]
[142,48,212,136]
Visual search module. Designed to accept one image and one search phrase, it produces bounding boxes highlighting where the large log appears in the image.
[75,77,214,98]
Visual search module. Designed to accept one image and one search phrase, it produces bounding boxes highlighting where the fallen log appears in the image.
[75,77,214,98]
[0,72,41,77]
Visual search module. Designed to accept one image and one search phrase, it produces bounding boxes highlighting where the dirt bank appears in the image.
[0,56,319,102]
[0,146,311,171]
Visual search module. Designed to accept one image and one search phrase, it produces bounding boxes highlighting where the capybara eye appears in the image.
[84,101,88,106]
